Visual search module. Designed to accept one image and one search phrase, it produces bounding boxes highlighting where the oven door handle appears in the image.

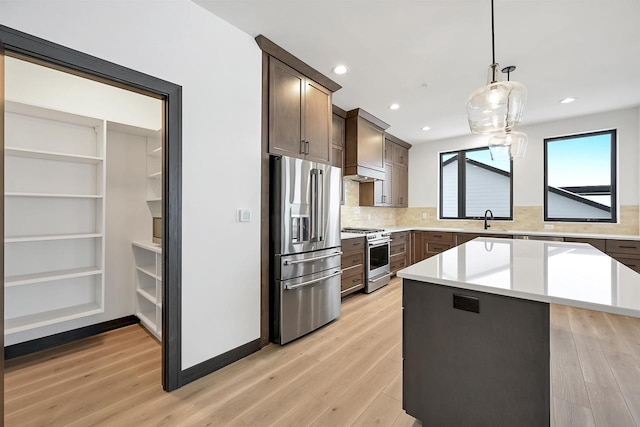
[284,270,342,290]
[368,240,390,248]
[283,251,343,265]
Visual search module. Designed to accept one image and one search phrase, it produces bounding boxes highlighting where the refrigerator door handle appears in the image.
[284,270,342,290]
[310,169,319,242]
[317,169,324,242]
[283,251,343,265]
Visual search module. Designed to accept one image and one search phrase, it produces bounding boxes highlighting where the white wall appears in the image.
[410,107,640,210]
[1,0,262,369]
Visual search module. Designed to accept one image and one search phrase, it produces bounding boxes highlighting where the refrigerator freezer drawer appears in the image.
[277,268,341,344]
[276,247,342,280]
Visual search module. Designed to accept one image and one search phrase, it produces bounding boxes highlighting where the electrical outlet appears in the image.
[544,224,554,230]
[422,212,427,219]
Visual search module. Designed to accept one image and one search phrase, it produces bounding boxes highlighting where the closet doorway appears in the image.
[0,24,183,401]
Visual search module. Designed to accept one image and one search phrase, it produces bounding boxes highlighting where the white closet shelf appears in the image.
[149,147,162,157]
[5,233,102,243]
[136,265,159,280]
[5,192,103,199]
[5,303,103,334]
[136,288,157,305]
[147,171,162,179]
[136,311,159,336]
[5,267,102,287]
[5,147,103,164]
[147,198,162,202]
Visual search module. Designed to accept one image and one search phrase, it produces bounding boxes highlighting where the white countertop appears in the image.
[383,226,640,241]
[398,238,640,317]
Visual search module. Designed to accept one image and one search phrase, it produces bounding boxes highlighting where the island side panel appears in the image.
[402,279,550,426]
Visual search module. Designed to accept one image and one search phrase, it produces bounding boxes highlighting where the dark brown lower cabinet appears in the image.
[390,231,409,275]
[605,239,640,273]
[341,237,365,297]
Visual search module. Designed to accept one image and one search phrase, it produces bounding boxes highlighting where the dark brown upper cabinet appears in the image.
[344,108,389,181]
[268,57,332,163]
[331,106,346,169]
[360,133,411,207]
[331,105,347,204]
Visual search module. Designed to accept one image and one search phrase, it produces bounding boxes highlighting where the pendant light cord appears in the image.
[491,0,496,82]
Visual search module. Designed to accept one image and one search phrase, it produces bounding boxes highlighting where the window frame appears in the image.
[439,146,514,220]
[543,129,617,223]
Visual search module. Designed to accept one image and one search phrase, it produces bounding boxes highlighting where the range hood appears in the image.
[344,171,383,182]
[343,108,389,182]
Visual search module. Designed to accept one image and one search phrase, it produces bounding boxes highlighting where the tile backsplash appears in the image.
[340,180,396,228]
[340,179,640,235]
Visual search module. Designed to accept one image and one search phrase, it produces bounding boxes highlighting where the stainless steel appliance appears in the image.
[271,155,342,344]
[341,228,391,293]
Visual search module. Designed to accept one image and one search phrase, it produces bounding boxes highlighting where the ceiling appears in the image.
[194,0,640,145]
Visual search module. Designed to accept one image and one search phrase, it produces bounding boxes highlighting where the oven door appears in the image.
[368,240,390,279]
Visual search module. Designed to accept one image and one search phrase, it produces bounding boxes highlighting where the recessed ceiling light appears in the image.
[389,103,400,110]
[422,126,431,131]
[332,64,348,75]
[560,97,576,104]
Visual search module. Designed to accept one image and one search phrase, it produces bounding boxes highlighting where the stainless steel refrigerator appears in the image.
[271,155,342,344]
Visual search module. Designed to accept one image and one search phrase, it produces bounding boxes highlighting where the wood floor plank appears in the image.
[603,349,640,425]
[6,359,161,426]
[391,410,421,427]
[238,305,402,425]
[4,326,151,387]
[590,310,632,354]
[351,392,402,427]
[605,313,640,366]
[309,358,400,427]
[4,325,142,372]
[5,338,159,403]
[550,325,585,387]
[267,395,329,427]
[585,381,636,427]
[554,397,596,427]
[383,372,402,401]
[552,378,591,409]
[573,334,620,390]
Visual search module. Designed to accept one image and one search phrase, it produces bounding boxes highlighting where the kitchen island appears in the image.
[397,238,640,426]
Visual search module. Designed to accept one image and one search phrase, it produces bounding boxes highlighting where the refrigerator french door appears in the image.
[271,155,342,344]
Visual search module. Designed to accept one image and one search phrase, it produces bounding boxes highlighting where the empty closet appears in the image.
[4,56,164,347]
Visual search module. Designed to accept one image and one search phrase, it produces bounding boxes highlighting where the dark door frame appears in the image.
[0,25,183,392]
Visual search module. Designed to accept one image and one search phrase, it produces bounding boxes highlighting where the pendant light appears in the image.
[487,66,528,160]
[488,131,528,160]
[465,0,527,137]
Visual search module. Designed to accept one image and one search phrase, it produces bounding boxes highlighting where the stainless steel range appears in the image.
[342,228,391,293]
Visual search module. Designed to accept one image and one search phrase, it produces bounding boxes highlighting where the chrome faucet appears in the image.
[484,209,494,230]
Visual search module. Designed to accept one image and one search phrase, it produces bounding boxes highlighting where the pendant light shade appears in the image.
[466,0,528,157]
[466,72,527,135]
[488,131,528,160]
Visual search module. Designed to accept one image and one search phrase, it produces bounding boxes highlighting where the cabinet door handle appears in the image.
[305,141,310,155]
[300,140,305,154]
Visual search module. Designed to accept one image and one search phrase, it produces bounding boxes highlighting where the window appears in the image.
[544,130,617,222]
[439,147,513,219]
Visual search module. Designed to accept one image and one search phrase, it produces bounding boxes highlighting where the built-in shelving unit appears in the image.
[146,134,162,202]
[132,241,162,340]
[4,101,106,335]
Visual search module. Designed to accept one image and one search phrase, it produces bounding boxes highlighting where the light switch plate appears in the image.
[422,212,428,219]
[237,209,251,222]
[544,224,554,230]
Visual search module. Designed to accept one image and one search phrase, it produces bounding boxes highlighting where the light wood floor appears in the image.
[4,277,640,426]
